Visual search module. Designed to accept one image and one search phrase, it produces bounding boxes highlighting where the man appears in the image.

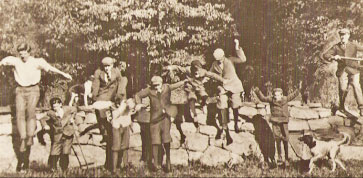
[91,57,126,170]
[0,43,72,171]
[209,39,247,132]
[135,76,186,172]
[323,28,363,116]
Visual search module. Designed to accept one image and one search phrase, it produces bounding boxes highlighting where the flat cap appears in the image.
[213,48,225,59]
[273,88,283,93]
[102,57,115,65]
[151,76,163,85]
[338,28,350,35]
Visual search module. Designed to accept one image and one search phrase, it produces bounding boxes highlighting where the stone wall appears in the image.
[1,101,363,172]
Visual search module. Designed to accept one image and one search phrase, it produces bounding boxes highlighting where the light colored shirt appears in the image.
[1,56,52,86]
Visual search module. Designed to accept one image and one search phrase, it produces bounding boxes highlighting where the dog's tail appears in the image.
[337,132,351,146]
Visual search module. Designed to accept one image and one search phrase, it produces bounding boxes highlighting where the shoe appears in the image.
[100,136,108,144]
[37,132,46,146]
[194,122,200,133]
[215,129,222,140]
[180,134,186,145]
[226,133,233,145]
[20,139,26,152]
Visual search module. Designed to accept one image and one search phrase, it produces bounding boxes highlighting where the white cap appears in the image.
[213,48,225,59]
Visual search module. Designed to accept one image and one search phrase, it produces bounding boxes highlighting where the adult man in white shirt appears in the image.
[0,43,72,171]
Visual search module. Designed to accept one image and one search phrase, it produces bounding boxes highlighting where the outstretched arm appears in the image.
[0,56,17,66]
[169,80,187,90]
[38,58,72,80]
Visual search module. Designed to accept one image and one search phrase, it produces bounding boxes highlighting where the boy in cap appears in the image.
[254,82,302,166]
[322,28,363,116]
[135,76,187,172]
[209,39,247,133]
[39,97,78,171]
[91,56,125,170]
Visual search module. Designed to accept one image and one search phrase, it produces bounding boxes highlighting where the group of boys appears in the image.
[1,27,362,173]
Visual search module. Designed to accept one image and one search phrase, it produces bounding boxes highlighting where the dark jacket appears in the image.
[323,42,363,75]
[40,106,77,141]
[255,89,299,123]
[135,81,185,123]
[91,67,125,101]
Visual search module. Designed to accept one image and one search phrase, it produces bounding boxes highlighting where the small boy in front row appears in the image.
[215,86,233,145]
[110,98,139,173]
[254,82,302,166]
[39,97,78,171]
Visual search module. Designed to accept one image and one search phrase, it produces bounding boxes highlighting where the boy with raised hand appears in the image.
[209,39,247,133]
[253,81,302,166]
[39,97,78,172]
[135,76,187,173]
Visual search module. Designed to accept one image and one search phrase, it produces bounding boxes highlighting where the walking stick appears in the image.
[70,112,89,170]
[71,145,83,167]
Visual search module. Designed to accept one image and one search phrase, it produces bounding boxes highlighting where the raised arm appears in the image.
[228,39,247,64]
[254,88,272,103]
[286,89,300,102]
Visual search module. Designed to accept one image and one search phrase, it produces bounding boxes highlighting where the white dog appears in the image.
[298,132,350,174]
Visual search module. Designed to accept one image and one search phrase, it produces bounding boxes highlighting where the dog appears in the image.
[240,114,276,168]
[298,132,350,174]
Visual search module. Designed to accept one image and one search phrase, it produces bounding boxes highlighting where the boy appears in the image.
[254,82,301,166]
[39,97,78,171]
[110,98,139,173]
[164,60,224,131]
[135,76,186,172]
[215,86,233,145]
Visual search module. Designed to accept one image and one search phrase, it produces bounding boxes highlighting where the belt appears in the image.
[18,83,38,88]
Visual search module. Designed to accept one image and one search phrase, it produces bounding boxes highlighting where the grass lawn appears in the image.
[2,157,363,177]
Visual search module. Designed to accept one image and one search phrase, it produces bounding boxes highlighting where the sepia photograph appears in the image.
[0,0,362,177]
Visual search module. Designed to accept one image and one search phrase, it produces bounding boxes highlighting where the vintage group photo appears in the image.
[0,0,362,177]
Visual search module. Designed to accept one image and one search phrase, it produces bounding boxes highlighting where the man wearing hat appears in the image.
[323,28,363,115]
[209,39,246,133]
[91,56,126,170]
[135,76,187,172]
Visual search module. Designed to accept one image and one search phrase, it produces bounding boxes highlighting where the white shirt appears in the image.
[1,56,52,86]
